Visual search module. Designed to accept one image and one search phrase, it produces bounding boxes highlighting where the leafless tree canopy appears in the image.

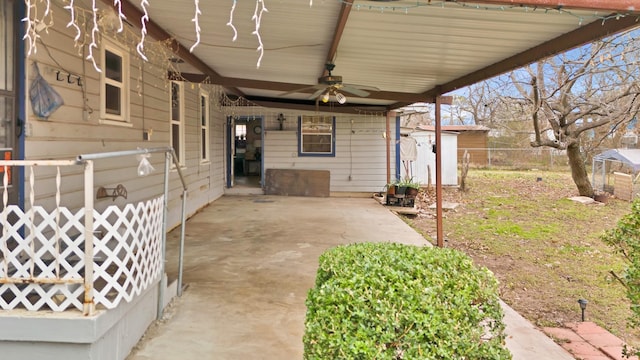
[457,30,640,196]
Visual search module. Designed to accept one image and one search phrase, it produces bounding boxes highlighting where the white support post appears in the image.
[83,160,95,316]
[157,152,171,319]
[178,189,187,296]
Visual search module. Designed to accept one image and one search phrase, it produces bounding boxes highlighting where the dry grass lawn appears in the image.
[404,170,639,346]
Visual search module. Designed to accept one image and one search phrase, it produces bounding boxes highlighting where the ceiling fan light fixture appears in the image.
[335,91,347,104]
[322,91,330,103]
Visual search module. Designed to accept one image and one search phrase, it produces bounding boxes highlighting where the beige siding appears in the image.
[261,112,394,193]
[22,2,225,229]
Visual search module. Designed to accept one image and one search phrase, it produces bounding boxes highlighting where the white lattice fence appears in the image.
[0,205,86,311]
[1,149,183,316]
[93,197,164,309]
[0,197,164,312]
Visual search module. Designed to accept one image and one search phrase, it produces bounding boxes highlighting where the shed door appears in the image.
[0,0,19,205]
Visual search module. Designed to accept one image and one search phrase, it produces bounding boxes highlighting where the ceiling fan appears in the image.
[281,62,379,104]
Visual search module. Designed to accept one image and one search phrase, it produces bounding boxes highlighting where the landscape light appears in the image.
[578,299,588,322]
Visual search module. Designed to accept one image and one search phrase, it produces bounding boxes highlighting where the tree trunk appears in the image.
[566,142,594,197]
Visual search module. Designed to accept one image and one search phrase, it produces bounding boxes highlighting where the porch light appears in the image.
[578,299,588,322]
[335,91,347,104]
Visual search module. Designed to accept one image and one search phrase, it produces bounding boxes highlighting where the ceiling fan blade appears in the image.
[308,87,329,100]
[340,86,370,98]
[279,85,323,97]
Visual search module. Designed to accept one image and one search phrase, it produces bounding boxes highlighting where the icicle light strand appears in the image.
[64,0,82,43]
[252,0,268,68]
[189,0,202,52]
[86,0,101,72]
[22,0,38,56]
[114,0,127,33]
[136,0,151,61]
[227,0,238,42]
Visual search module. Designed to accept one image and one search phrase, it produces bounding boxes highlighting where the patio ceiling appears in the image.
[105,0,640,113]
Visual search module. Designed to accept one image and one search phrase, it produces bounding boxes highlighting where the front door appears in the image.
[0,0,20,206]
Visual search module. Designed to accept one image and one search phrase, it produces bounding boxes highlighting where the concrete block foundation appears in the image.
[0,278,176,360]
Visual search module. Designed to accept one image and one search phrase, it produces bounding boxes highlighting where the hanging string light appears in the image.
[113,0,127,33]
[189,0,202,52]
[252,0,268,68]
[22,0,38,56]
[86,0,101,72]
[226,0,238,41]
[136,0,151,61]
[64,0,82,43]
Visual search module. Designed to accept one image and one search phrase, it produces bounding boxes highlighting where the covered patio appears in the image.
[127,195,572,360]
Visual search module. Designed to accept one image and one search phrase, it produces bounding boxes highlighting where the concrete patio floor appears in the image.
[127,195,573,360]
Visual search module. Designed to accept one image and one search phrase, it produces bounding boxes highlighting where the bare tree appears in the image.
[507,31,640,196]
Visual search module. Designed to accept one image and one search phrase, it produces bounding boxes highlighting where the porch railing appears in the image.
[0,147,187,316]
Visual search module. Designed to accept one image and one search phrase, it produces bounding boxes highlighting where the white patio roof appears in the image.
[102,0,640,113]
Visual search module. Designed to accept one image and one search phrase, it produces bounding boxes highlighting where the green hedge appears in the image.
[303,242,511,359]
[602,199,640,356]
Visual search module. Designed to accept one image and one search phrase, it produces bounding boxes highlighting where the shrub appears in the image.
[601,199,640,355]
[303,242,511,359]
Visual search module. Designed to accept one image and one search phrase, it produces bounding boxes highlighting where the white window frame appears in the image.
[199,90,210,163]
[170,81,185,166]
[298,115,336,157]
[99,39,130,126]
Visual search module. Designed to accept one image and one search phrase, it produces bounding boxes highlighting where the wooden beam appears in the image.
[391,14,640,108]
[174,72,434,103]
[459,0,639,12]
[246,97,389,114]
[103,0,243,96]
[324,0,354,75]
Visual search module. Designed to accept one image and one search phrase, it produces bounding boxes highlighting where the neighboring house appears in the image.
[418,125,490,166]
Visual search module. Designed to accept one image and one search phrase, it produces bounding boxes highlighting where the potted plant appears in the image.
[397,177,420,197]
[385,179,398,196]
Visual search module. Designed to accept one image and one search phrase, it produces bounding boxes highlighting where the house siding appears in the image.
[22,2,225,229]
[261,112,394,193]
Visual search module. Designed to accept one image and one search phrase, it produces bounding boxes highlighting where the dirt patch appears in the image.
[403,170,640,346]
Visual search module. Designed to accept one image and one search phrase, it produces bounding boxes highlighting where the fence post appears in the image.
[83,160,95,316]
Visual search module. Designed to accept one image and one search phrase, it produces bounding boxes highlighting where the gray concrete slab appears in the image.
[127,195,573,360]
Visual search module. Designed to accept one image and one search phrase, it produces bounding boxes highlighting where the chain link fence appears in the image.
[459,148,570,170]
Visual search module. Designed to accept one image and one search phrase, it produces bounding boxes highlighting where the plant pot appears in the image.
[387,185,396,196]
[396,186,407,195]
[405,187,419,197]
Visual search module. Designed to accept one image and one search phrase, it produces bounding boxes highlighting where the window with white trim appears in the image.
[298,115,335,156]
[170,81,185,165]
[199,90,210,162]
[100,40,129,123]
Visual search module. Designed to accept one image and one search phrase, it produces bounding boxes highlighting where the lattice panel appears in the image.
[93,196,164,309]
[0,205,85,311]
[0,196,164,312]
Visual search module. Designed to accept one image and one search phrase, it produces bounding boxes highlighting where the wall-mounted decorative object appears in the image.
[277,113,286,130]
[96,184,128,201]
[55,70,82,86]
[29,63,64,119]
